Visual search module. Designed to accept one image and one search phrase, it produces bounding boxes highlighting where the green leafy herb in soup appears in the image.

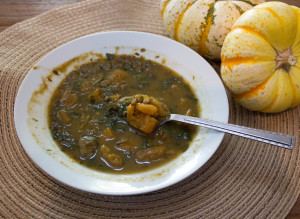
[48,54,199,173]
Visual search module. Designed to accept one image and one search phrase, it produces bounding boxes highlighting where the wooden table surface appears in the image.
[0,0,299,218]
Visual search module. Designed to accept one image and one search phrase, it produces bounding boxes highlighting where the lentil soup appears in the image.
[48,54,200,173]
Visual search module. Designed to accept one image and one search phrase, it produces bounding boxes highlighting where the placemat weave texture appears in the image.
[0,0,299,218]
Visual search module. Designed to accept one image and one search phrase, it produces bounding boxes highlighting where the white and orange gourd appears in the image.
[160,0,265,60]
[221,2,300,113]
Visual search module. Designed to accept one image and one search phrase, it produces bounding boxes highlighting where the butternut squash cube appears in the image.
[136,103,158,116]
[127,104,158,134]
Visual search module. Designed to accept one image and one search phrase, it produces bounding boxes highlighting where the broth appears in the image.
[48,54,199,173]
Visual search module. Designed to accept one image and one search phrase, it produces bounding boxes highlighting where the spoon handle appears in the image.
[170,114,295,149]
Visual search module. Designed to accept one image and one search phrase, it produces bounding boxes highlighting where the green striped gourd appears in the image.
[160,0,265,60]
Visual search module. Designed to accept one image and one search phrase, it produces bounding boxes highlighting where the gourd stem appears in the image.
[276,48,298,70]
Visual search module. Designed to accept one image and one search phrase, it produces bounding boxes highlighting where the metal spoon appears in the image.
[163,114,295,150]
[115,95,295,150]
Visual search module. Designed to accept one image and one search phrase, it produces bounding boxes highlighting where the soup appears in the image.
[48,54,199,173]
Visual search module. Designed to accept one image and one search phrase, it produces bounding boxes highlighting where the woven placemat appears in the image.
[0,0,299,218]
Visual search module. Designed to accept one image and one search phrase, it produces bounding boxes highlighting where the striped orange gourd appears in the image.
[160,0,265,60]
[221,2,300,113]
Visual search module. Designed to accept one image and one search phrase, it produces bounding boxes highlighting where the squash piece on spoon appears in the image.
[116,94,170,134]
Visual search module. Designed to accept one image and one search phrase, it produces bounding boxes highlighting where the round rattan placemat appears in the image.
[0,0,299,218]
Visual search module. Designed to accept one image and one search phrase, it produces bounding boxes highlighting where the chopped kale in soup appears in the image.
[48,54,199,173]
